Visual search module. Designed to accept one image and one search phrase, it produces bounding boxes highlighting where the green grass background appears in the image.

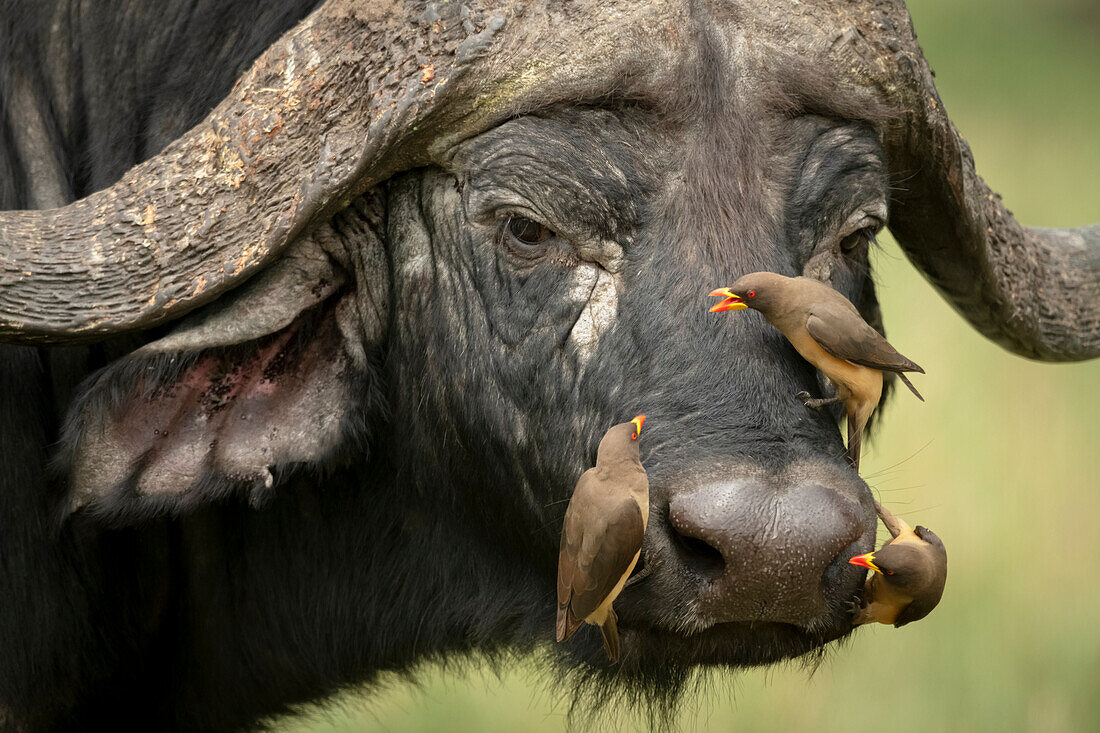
[278,1,1100,730]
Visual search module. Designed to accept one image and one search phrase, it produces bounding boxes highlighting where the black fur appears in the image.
[1,3,901,730]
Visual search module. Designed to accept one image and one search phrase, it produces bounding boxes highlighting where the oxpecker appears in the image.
[709,272,924,470]
[848,500,948,627]
[556,416,649,662]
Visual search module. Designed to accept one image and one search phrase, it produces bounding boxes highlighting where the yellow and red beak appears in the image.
[849,552,882,574]
[708,287,748,313]
[630,415,646,434]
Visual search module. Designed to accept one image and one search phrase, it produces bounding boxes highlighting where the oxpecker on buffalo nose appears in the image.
[709,272,925,470]
[849,501,948,627]
[556,416,649,662]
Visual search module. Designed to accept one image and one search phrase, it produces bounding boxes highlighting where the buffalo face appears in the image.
[380,105,892,668]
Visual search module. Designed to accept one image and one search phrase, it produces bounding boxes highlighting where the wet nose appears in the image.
[667,479,868,625]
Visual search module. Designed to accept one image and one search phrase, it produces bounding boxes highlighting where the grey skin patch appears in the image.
[569,263,618,363]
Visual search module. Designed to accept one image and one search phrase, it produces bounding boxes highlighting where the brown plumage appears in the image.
[556,416,649,662]
[848,500,948,627]
[709,272,924,470]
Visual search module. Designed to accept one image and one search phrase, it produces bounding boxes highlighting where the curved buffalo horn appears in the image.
[849,3,1099,361]
[5,1,1095,357]
[0,1,512,342]
[0,0,685,343]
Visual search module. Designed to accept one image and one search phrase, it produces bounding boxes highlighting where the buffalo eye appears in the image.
[839,221,882,254]
[508,215,554,244]
[501,214,557,258]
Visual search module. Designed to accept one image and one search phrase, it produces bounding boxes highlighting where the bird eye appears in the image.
[631,432,638,441]
[747,290,756,298]
[886,570,894,575]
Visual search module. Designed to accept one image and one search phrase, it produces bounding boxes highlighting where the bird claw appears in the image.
[797,391,841,409]
[847,596,875,627]
[797,390,825,408]
[623,561,652,589]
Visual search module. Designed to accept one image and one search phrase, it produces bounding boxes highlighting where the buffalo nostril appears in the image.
[821,538,866,590]
[669,524,726,579]
[665,479,870,624]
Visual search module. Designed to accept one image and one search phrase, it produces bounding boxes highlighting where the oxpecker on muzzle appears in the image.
[556,416,649,662]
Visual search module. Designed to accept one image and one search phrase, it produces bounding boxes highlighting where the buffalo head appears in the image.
[0,0,1096,711]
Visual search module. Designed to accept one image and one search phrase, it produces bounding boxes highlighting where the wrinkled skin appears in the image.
[0,1,1091,731]
[389,107,890,642]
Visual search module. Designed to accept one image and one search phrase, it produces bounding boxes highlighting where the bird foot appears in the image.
[847,600,862,625]
[847,595,873,626]
[797,391,841,409]
[623,561,653,589]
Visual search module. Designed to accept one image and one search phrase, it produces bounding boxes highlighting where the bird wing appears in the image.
[893,527,948,627]
[557,472,645,635]
[893,580,946,627]
[806,308,924,374]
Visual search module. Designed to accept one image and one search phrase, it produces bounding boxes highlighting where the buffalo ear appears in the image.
[57,216,387,525]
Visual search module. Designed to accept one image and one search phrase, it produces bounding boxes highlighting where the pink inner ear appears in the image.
[174,328,293,404]
[71,305,354,509]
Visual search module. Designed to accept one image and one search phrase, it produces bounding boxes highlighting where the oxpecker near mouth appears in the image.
[850,501,948,628]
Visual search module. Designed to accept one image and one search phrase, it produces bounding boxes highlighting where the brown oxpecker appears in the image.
[709,272,924,470]
[556,416,649,662]
[848,500,948,627]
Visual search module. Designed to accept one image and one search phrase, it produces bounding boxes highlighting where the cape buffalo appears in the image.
[0,0,1096,730]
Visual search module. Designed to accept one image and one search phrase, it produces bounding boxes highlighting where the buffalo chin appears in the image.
[555,620,853,723]
[631,619,852,666]
[560,615,854,682]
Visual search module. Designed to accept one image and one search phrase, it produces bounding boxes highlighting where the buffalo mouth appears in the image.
[553,614,858,704]
[550,605,861,722]
[565,613,857,677]
[565,496,874,672]
[630,603,855,665]
[563,560,867,674]
[580,469,874,673]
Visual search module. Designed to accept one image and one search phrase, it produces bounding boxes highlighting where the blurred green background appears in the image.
[278,1,1100,730]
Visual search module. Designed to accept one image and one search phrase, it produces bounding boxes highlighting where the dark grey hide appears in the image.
[0,1,1093,731]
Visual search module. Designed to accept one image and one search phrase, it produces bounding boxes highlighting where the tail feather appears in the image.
[847,416,862,472]
[874,499,913,539]
[556,604,582,643]
[897,372,924,402]
[599,607,621,662]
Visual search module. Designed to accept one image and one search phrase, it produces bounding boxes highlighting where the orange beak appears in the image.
[708,287,748,313]
[848,552,882,574]
[630,415,646,434]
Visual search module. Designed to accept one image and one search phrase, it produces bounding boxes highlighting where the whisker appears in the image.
[893,503,941,517]
[861,439,934,479]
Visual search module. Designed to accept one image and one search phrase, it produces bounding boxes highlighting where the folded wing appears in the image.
[556,473,645,642]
